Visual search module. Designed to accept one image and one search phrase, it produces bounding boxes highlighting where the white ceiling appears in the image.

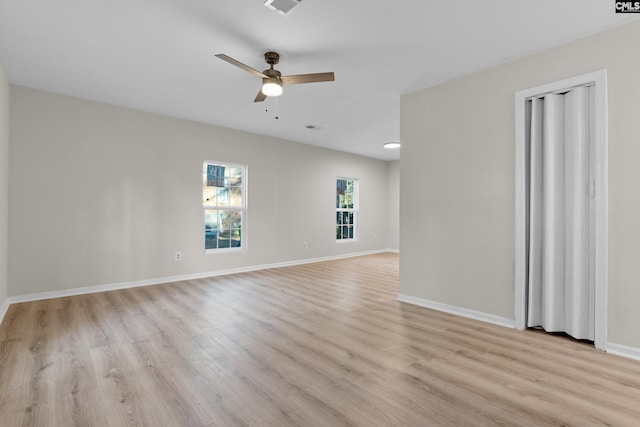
[0,1,637,161]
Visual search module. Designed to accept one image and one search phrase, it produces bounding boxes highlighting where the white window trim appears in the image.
[203,160,248,254]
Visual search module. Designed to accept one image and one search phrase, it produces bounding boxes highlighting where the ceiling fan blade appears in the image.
[215,54,268,79]
[254,89,267,103]
[281,72,335,86]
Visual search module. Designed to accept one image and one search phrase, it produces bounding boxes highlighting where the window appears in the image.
[336,178,358,241]
[203,161,246,252]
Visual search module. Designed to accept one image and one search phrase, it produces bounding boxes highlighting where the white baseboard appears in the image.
[606,342,640,362]
[0,297,9,327]
[4,250,391,306]
[396,293,515,329]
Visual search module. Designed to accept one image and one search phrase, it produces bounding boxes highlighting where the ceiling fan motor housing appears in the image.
[263,68,281,78]
[264,52,280,65]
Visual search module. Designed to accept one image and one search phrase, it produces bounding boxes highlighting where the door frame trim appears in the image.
[514,70,608,350]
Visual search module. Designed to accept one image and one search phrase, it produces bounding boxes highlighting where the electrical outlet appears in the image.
[303,242,308,250]
[175,251,182,261]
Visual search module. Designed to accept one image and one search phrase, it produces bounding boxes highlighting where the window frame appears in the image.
[336,177,359,242]
[203,160,248,253]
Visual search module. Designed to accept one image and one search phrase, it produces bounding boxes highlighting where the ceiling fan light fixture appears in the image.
[262,78,283,97]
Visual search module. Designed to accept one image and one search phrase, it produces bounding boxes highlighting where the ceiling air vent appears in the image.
[263,0,302,16]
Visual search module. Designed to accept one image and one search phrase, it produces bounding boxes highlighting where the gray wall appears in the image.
[386,160,400,251]
[400,20,640,348]
[0,60,8,308]
[9,86,394,296]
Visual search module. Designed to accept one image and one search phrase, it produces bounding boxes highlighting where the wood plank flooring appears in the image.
[1,253,640,426]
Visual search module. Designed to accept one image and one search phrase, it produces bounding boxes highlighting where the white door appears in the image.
[514,70,607,349]
[525,86,595,341]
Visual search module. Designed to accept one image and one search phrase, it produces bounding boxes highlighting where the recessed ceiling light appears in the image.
[384,142,401,149]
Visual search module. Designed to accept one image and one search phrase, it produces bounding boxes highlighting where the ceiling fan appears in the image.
[215,51,335,102]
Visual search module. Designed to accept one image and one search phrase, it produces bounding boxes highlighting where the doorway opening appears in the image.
[514,70,608,350]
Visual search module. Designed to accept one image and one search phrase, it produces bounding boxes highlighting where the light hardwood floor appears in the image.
[1,253,640,426]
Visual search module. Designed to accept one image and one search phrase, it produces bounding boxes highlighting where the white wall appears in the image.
[0,59,8,312]
[386,159,400,251]
[8,86,391,296]
[400,20,640,349]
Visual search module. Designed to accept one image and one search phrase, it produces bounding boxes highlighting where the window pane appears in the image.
[220,210,240,230]
[204,170,243,208]
[338,194,346,209]
[230,227,241,247]
[219,210,242,248]
[217,187,229,205]
[229,167,242,186]
[203,188,217,207]
[345,193,353,208]
[205,210,219,249]
[206,164,226,187]
[337,179,347,194]
[337,179,347,208]
[229,186,242,207]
